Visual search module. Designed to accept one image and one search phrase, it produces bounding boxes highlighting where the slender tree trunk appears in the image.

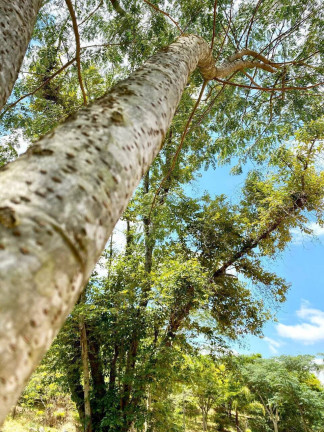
[0,33,251,422]
[182,393,186,432]
[272,408,279,432]
[202,411,208,432]
[235,409,239,432]
[79,318,92,432]
[0,0,42,111]
[108,343,119,393]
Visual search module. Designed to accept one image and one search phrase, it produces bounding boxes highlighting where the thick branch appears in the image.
[227,49,281,69]
[213,197,307,279]
[65,0,87,105]
[110,0,127,16]
[211,0,218,50]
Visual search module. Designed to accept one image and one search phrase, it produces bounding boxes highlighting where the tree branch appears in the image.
[0,58,77,118]
[227,49,281,69]
[149,81,207,217]
[79,0,104,26]
[243,0,263,48]
[110,0,127,16]
[143,0,183,34]
[211,0,218,50]
[65,0,87,105]
[214,77,324,92]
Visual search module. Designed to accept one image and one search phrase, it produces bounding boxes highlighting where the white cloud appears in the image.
[314,358,324,385]
[0,129,30,156]
[291,222,324,244]
[277,302,324,344]
[263,336,282,354]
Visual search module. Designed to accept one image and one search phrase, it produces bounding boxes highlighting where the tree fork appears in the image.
[0,34,278,422]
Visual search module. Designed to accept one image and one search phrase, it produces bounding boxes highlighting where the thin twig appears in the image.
[214,77,324,92]
[79,0,103,26]
[242,71,261,88]
[214,24,230,62]
[243,0,263,48]
[211,0,218,50]
[0,58,76,118]
[149,81,208,217]
[261,11,315,56]
[65,0,87,105]
[80,43,123,49]
[143,0,183,34]
[193,72,238,128]
[224,4,240,50]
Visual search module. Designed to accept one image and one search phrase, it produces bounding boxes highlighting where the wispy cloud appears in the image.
[277,302,324,344]
[263,336,282,354]
[291,222,324,244]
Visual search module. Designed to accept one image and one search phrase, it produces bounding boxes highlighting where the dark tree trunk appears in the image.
[87,330,106,428]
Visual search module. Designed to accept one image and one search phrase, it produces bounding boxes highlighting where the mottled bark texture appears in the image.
[0,0,42,111]
[0,34,248,422]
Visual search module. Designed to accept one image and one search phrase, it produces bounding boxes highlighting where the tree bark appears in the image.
[65,362,85,427]
[0,0,42,111]
[79,318,92,432]
[0,33,260,422]
[87,330,106,428]
[202,409,208,432]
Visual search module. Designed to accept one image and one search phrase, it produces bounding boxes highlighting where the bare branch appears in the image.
[80,43,123,49]
[211,0,218,50]
[243,0,263,48]
[261,11,315,56]
[214,77,324,92]
[214,24,230,62]
[149,81,208,216]
[227,49,281,69]
[65,0,87,105]
[143,0,183,34]
[193,72,238,128]
[79,0,104,26]
[242,71,261,88]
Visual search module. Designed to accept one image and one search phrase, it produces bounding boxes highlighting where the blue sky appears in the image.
[193,163,324,358]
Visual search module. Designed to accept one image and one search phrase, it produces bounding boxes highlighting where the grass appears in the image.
[2,415,77,432]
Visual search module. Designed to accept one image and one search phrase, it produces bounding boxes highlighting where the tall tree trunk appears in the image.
[202,410,208,432]
[65,362,85,427]
[0,0,42,111]
[182,392,186,432]
[235,409,239,432]
[79,318,92,432]
[0,34,254,422]
[272,408,279,432]
[87,330,106,428]
[108,343,119,394]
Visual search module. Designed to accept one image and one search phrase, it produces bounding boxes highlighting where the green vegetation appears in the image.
[4,354,323,431]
